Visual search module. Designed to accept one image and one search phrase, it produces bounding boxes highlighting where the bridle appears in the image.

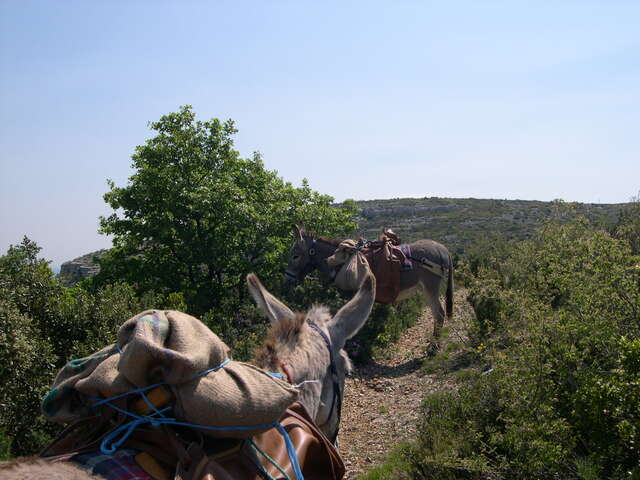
[284,238,322,283]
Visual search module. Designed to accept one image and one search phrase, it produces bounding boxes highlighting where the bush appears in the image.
[0,297,57,458]
[0,238,191,457]
[404,216,640,479]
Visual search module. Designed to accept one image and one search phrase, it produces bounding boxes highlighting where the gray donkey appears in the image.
[250,270,375,443]
[284,224,453,346]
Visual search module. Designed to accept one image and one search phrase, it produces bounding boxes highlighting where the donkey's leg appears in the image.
[421,274,446,353]
[428,286,446,338]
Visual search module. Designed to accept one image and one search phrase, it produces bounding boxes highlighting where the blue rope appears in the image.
[248,439,292,480]
[91,358,304,480]
[190,358,231,378]
[275,423,304,480]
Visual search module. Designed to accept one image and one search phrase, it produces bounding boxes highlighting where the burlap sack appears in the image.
[41,344,131,422]
[326,240,370,292]
[42,310,299,438]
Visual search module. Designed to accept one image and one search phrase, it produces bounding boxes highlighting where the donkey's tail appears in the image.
[446,253,454,318]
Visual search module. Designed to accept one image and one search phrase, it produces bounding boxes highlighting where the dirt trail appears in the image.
[339,290,471,479]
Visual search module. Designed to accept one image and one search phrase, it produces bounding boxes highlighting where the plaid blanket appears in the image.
[70,449,153,480]
[399,245,413,270]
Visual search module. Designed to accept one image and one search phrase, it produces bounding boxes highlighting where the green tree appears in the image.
[98,106,357,314]
[0,238,59,456]
[612,192,640,254]
[0,238,192,457]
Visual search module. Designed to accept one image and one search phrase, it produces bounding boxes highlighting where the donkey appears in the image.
[1,272,376,480]
[250,271,375,443]
[284,224,454,345]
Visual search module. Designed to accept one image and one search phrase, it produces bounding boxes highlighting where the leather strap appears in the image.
[307,322,342,444]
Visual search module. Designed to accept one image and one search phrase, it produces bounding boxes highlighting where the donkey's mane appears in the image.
[254,312,311,370]
[0,458,100,479]
[310,233,341,247]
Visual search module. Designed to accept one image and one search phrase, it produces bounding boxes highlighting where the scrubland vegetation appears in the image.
[1,106,637,479]
[365,200,640,480]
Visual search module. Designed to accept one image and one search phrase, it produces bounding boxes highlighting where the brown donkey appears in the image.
[284,224,454,345]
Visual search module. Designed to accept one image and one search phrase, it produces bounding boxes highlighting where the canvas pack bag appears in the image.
[42,310,299,438]
[326,240,371,292]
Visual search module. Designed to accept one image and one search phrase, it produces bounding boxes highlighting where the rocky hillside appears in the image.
[59,198,626,283]
[355,197,625,256]
[58,249,107,286]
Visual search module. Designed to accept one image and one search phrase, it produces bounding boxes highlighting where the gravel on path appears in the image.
[339,290,471,479]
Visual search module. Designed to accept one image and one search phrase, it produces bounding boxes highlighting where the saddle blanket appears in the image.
[70,449,154,480]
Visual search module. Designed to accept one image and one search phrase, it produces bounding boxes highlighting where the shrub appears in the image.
[0,297,57,457]
[0,239,191,457]
[405,216,640,479]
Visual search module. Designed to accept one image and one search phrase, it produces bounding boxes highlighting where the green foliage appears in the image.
[612,192,640,254]
[358,443,415,480]
[97,105,358,315]
[405,216,640,479]
[0,238,191,457]
[200,300,269,362]
[0,296,57,457]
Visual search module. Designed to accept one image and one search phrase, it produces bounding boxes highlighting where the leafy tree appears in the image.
[0,237,60,323]
[0,238,190,457]
[0,239,60,456]
[98,106,358,314]
[612,192,640,254]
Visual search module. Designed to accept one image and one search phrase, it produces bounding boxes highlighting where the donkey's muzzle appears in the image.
[283,270,300,288]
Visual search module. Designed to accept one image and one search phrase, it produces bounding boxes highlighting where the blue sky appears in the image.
[1,1,639,267]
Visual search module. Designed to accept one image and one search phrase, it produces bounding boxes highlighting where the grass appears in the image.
[358,443,414,480]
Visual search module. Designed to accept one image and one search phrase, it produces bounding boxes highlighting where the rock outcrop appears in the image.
[58,250,106,286]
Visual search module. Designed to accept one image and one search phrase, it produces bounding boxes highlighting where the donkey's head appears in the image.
[284,224,314,286]
[249,271,375,442]
[284,224,340,288]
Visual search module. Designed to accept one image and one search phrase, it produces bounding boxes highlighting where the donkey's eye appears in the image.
[293,255,301,261]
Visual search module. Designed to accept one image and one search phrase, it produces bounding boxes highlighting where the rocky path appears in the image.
[339,290,471,479]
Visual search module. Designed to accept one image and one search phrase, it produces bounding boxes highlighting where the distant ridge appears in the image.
[354,197,626,256]
[58,197,626,280]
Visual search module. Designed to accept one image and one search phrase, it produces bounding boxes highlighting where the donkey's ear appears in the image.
[328,273,376,351]
[247,274,295,324]
[292,224,304,241]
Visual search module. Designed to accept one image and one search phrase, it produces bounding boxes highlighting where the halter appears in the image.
[307,322,342,444]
